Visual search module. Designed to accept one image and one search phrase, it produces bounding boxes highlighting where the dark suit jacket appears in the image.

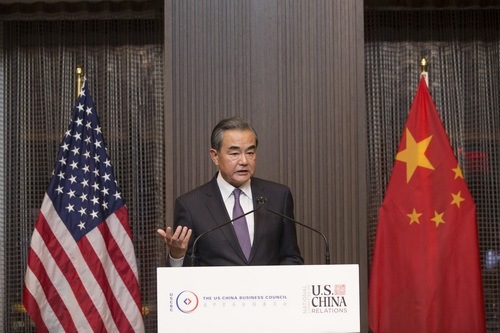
[174,174,304,266]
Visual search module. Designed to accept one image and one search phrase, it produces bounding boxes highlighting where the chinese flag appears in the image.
[368,77,485,333]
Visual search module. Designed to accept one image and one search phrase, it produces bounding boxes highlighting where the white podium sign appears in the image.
[157,264,360,333]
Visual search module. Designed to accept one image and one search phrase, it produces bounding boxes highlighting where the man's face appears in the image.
[210,129,257,188]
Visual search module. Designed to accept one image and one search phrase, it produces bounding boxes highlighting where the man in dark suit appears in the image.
[157,117,303,266]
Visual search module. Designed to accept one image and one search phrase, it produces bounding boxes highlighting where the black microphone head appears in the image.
[256,196,267,205]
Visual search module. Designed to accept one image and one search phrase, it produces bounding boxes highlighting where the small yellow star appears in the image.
[431,211,445,228]
[396,128,435,183]
[452,164,464,179]
[451,191,465,208]
[407,208,422,225]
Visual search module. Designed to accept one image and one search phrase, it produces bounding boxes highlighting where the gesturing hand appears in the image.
[157,226,192,259]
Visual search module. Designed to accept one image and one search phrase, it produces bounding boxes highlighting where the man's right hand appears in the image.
[157,226,192,259]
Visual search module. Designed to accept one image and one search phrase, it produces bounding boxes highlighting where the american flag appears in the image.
[23,79,145,332]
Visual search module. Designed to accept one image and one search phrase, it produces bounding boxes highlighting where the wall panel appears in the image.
[165,0,367,328]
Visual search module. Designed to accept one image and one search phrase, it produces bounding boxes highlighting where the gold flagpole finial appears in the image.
[420,58,428,73]
[76,67,84,98]
[420,58,429,86]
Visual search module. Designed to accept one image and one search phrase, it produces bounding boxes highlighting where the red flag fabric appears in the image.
[368,77,485,333]
[23,79,145,332]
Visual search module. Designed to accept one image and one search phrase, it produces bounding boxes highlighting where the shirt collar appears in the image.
[216,172,252,201]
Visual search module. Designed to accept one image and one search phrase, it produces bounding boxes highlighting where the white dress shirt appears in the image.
[216,173,254,245]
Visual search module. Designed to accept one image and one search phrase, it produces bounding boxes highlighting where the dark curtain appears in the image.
[365,9,500,332]
[1,1,164,332]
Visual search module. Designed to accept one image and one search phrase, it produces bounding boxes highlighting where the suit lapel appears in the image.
[204,176,248,263]
[249,178,267,262]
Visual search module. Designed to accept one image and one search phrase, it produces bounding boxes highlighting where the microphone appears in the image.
[190,199,264,266]
[257,196,331,264]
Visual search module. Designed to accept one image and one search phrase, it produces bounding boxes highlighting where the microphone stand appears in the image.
[257,197,331,264]
[190,202,264,266]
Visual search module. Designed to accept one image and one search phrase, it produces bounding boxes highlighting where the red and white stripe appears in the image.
[23,194,145,332]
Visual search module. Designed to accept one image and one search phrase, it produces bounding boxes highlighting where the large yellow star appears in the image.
[407,208,422,225]
[396,128,435,183]
[452,164,464,179]
[451,191,465,207]
[431,211,445,228]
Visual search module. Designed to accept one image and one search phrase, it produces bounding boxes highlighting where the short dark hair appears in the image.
[210,117,259,151]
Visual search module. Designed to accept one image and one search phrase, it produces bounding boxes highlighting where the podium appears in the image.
[157,264,360,333]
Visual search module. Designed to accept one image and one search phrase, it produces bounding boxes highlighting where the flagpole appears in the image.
[420,58,428,86]
[76,67,83,97]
